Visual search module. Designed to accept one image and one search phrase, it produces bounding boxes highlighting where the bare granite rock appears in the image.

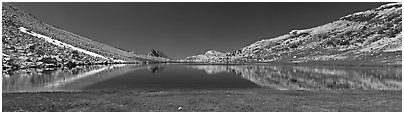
[182,3,402,65]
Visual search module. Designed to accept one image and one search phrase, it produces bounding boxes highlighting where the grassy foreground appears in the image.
[2,88,401,112]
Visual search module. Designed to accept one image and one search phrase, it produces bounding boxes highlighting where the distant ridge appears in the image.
[147,49,171,59]
[182,3,402,66]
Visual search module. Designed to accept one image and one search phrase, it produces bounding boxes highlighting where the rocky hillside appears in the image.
[182,3,402,66]
[183,50,230,63]
[2,3,169,72]
[146,49,171,60]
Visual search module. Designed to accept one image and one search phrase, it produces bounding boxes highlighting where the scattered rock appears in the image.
[177,106,183,111]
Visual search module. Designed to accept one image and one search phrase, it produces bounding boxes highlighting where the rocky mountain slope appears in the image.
[146,49,171,60]
[183,50,230,63]
[2,3,169,72]
[182,3,402,66]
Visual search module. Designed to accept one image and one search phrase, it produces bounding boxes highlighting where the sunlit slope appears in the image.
[183,3,402,65]
[2,3,170,69]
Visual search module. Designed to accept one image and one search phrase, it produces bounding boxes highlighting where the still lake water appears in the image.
[2,64,402,93]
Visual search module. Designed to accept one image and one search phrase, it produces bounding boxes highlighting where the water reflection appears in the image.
[2,64,401,92]
[2,64,172,92]
[148,64,166,74]
[188,65,402,90]
[2,64,129,93]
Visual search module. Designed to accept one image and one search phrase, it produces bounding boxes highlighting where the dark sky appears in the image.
[11,2,387,59]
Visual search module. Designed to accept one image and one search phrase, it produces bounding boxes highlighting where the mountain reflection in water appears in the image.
[188,65,401,90]
[148,64,166,74]
[2,64,171,93]
[2,64,128,92]
[2,64,401,92]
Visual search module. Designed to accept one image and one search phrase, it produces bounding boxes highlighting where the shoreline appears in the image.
[3,59,401,76]
[2,88,401,112]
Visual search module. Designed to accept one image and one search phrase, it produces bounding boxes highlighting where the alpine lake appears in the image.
[2,63,402,111]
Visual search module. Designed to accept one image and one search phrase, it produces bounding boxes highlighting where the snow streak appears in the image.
[19,27,109,60]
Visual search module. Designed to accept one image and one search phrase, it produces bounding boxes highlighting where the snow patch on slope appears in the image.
[18,27,126,62]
